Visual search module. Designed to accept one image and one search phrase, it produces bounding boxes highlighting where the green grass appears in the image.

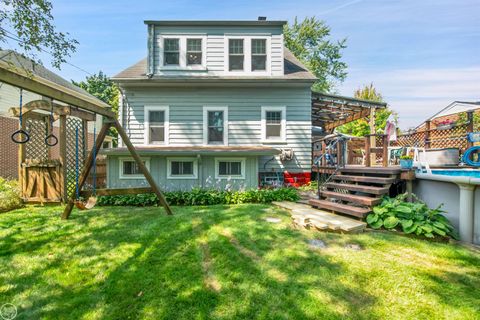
[0,204,479,320]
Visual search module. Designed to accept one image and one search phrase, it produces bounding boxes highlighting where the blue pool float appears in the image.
[463,146,480,166]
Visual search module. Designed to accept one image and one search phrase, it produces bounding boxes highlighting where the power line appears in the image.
[0,27,93,76]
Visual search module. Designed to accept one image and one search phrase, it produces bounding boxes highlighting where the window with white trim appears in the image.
[215,158,245,179]
[119,158,150,179]
[251,39,266,71]
[229,39,244,71]
[203,106,228,145]
[164,38,180,66]
[187,39,202,65]
[167,158,198,179]
[145,106,169,145]
[261,106,286,142]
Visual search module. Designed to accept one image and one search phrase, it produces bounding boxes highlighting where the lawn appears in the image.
[0,204,479,320]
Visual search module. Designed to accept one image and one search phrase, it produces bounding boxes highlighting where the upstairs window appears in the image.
[164,38,180,65]
[261,106,286,142]
[187,39,202,65]
[208,111,224,143]
[266,111,282,139]
[229,39,244,71]
[251,39,266,71]
[145,106,169,145]
[148,110,165,144]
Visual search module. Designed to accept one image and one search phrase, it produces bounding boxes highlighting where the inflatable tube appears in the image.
[463,146,480,167]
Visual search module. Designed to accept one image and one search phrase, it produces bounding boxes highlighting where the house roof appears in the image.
[111,48,316,82]
[0,50,109,109]
[144,20,287,27]
[101,145,281,156]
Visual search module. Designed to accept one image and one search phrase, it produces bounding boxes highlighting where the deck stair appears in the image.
[309,167,401,219]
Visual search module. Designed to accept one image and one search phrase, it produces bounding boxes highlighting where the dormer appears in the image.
[145,19,286,77]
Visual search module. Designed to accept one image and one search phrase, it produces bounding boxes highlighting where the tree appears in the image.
[72,72,119,140]
[0,0,78,68]
[337,83,396,137]
[284,17,347,93]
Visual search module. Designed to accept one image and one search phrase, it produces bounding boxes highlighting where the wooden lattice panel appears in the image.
[25,118,48,161]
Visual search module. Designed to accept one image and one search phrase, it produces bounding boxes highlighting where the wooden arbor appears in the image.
[0,53,172,219]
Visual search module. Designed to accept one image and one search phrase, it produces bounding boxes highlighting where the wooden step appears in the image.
[332,175,396,184]
[320,190,382,206]
[309,199,371,218]
[324,182,389,195]
[339,167,401,175]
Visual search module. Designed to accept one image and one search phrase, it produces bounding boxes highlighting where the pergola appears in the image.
[311,92,387,132]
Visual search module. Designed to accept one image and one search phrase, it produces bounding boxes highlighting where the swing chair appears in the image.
[74,126,97,210]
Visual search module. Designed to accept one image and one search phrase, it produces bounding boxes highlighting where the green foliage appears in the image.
[0,178,23,213]
[400,155,413,160]
[97,188,300,207]
[298,180,318,192]
[337,84,396,137]
[284,17,347,93]
[72,72,120,141]
[0,0,78,68]
[367,194,457,240]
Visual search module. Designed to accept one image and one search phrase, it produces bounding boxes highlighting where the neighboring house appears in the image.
[106,19,316,191]
[416,101,480,131]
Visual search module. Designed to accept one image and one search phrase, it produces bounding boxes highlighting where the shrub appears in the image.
[367,193,457,239]
[400,155,412,160]
[298,180,318,192]
[0,178,24,213]
[97,187,299,207]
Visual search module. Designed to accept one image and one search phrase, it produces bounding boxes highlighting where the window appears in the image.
[119,158,150,179]
[215,158,245,179]
[266,111,282,139]
[203,106,228,145]
[251,39,266,71]
[229,39,244,71]
[145,106,169,145]
[261,106,286,142]
[167,158,198,179]
[164,38,179,65]
[187,39,202,65]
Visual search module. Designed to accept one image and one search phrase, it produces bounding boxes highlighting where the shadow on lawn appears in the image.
[1,205,380,319]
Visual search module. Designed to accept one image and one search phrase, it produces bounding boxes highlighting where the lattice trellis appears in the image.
[393,124,468,151]
[25,118,48,161]
[65,117,85,198]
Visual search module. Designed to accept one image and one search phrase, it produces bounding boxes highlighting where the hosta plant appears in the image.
[367,193,457,239]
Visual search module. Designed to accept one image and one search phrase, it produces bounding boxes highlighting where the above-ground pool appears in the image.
[415,169,480,245]
[432,169,480,178]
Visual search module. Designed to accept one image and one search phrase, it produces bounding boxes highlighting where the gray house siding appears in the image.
[120,85,311,174]
[151,25,284,76]
[107,155,258,191]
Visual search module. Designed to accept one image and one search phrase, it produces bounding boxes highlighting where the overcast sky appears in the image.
[4,0,479,129]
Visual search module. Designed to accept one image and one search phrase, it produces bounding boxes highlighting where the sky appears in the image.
[4,0,480,129]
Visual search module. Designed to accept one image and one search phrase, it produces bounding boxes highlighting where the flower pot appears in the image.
[400,159,413,169]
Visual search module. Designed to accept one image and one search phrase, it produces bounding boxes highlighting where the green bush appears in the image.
[0,178,24,213]
[97,187,299,207]
[367,193,457,239]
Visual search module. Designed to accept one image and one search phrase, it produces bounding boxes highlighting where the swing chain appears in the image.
[11,88,30,144]
[45,98,58,147]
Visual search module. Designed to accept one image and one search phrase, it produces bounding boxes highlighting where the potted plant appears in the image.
[399,155,413,169]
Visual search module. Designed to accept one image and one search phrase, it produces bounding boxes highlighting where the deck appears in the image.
[313,165,403,175]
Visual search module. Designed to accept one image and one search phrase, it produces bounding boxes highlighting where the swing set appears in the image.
[1,53,172,219]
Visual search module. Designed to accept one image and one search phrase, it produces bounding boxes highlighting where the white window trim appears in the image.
[159,34,207,70]
[144,105,169,146]
[261,106,287,143]
[167,157,198,180]
[215,157,246,180]
[203,106,228,145]
[224,35,271,76]
[119,157,151,180]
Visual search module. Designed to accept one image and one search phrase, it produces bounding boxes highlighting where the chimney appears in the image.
[258,16,267,21]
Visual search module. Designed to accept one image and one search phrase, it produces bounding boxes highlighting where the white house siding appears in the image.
[0,83,42,116]
[120,85,311,175]
[152,25,284,76]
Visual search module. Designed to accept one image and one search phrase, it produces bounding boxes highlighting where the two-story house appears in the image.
[105,19,315,191]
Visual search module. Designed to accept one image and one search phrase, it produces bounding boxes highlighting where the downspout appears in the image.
[197,154,202,188]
